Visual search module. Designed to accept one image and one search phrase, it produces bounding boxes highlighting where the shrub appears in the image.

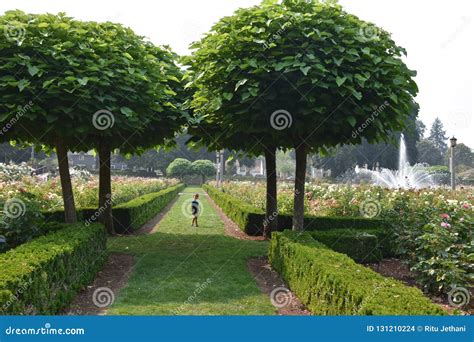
[310,229,382,263]
[269,231,445,315]
[0,223,107,314]
[107,183,185,233]
[203,184,264,235]
[203,185,389,236]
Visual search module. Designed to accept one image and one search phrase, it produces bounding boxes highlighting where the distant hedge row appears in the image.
[269,231,445,315]
[203,184,388,233]
[44,183,185,233]
[0,223,107,314]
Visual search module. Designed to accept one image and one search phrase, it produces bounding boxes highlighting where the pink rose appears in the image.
[440,213,450,219]
[441,222,451,228]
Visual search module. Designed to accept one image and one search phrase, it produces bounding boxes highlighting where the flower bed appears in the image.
[207,181,473,299]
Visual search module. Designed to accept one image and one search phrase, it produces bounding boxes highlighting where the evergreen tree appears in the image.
[428,118,448,156]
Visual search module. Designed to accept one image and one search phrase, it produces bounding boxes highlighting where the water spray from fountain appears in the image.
[355,134,436,189]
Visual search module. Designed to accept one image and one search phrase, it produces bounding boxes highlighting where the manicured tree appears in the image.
[166,158,192,181]
[0,11,187,232]
[191,159,216,183]
[186,0,418,230]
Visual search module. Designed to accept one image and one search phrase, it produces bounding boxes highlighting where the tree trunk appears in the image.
[264,148,278,238]
[98,138,114,234]
[55,138,77,223]
[293,144,308,231]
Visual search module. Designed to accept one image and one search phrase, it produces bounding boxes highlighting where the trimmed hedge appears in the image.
[45,184,184,234]
[310,229,382,263]
[109,183,185,233]
[0,223,107,314]
[203,185,388,235]
[203,185,264,235]
[269,231,445,315]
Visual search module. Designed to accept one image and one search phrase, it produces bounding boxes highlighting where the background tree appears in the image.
[166,158,192,180]
[187,0,418,230]
[191,159,216,183]
[417,139,444,165]
[428,117,448,157]
[276,150,295,178]
[445,143,474,169]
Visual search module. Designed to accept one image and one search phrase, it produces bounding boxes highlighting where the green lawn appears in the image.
[107,187,275,315]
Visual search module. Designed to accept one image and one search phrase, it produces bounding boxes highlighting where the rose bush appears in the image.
[210,181,473,298]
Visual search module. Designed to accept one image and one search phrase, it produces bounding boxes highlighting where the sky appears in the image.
[1,0,473,147]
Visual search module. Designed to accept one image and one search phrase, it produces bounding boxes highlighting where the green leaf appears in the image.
[42,79,55,88]
[235,78,248,91]
[300,66,311,76]
[336,76,347,87]
[18,79,29,92]
[27,65,39,77]
[222,92,233,101]
[352,91,362,100]
[77,77,89,86]
[248,87,258,97]
[347,116,357,127]
[120,106,134,117]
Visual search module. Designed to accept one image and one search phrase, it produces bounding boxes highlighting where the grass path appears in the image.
[107,187,275,315]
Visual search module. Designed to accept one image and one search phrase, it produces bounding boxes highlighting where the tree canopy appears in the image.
[185,0,418,230]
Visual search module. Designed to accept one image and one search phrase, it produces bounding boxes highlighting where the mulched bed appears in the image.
[206,193,266,241]
[365,258,473,315]
[63,252,135,315]
[247,257,310,315]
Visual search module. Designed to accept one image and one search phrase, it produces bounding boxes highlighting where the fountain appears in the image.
[355,134,436,189]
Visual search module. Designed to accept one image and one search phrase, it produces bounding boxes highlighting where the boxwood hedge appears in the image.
[203,185,389,235]
[269,231,445,315]
[44,184,185,234]
[0,223,107,314]
[109,183,185,233]
[310,229,382,263]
